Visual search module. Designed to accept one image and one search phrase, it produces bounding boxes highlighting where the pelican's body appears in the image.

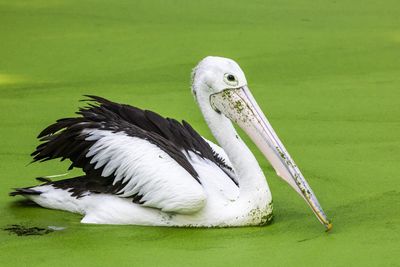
[26,130,272,226]
[11,57,330,229]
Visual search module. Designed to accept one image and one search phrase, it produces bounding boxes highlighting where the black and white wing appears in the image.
[30,95,236,214]
[202,138,237,185]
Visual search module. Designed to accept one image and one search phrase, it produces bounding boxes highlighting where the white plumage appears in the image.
[85,129,206,214]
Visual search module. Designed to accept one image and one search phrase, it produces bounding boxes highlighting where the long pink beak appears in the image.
[210,86,332,231]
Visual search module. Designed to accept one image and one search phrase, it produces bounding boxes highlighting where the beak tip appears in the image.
[325,222,333,232]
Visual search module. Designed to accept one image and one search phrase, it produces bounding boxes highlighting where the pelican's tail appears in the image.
[9,177,87,215]
[9,187,42,197]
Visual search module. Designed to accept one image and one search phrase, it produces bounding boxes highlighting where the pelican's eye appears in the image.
[224,73,238,86]
[227,74,235,81]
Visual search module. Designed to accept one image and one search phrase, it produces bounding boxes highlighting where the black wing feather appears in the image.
[30,95,237,198]
[82,95,235,174]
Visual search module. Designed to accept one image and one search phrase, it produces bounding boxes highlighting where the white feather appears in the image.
[202,137,234,168]
[84,129,206,214]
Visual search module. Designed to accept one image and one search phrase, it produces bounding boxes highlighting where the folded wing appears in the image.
[31,96,234,214]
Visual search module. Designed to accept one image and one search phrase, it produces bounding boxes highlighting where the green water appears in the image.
[1,0,399,266]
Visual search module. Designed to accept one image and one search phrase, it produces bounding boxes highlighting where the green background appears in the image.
[0,0,399,266]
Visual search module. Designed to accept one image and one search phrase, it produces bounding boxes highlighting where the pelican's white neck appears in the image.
[194,90,270,197]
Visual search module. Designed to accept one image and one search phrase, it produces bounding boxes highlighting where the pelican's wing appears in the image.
[202,138,238,185]
[30,96,216,214]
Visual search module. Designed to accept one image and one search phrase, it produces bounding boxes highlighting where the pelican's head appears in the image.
[191,56,332,231]
[191,56,248,96]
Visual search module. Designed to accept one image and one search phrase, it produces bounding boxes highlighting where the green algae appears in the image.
[3,224,54,236]
[1,0,400,266]
[248,201,274,226]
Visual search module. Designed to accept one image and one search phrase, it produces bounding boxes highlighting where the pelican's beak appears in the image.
[210,86,332,231]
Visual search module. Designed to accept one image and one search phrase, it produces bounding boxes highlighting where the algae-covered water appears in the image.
[1,0,399,266]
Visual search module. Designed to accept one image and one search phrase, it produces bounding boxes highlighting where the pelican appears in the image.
[10,56,331,230]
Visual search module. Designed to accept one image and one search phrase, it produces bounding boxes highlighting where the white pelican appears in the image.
[11,56,331,230]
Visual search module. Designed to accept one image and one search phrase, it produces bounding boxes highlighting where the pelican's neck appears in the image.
[195,92,269,196]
